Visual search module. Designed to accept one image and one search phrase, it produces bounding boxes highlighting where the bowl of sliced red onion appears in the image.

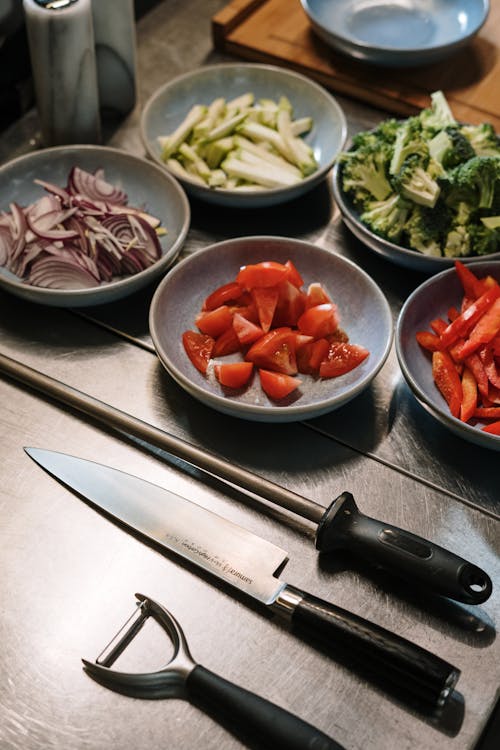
[0,145,190,306]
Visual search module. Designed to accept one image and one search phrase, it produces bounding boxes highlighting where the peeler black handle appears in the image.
[284,587,459,715]
[315,492,492,605]
[186,664,344,750]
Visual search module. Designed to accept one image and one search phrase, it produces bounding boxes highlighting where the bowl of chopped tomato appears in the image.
[149,236,393,422]
[396,260,500,449]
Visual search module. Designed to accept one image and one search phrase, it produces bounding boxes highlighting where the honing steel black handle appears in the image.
[287,587,459,715]
[186,664,344,750]
[316,493,492,605]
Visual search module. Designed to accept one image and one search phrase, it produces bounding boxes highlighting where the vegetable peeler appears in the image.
[82,593,344,750]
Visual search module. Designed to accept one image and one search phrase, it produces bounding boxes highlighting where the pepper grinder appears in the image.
[91,0,137,116]
[22,0,101,146]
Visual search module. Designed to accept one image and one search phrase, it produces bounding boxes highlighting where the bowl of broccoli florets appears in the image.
[333,91,500,273]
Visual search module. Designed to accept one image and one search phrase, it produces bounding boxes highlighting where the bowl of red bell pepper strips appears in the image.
[396,260,500,449]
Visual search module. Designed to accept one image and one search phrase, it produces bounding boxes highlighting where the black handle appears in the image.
[186,664,344,750]
[289,589,459,715]
[316,493,492,604]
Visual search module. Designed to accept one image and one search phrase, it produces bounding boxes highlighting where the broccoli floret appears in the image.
[460,123,500,157]
[403,203,451,256]
[419,91,457,133]
[468,223,500,256]
[341,147,392,204]
[444,226,471,258]
[389,117,428,175]
[428,127,476,169]
[447,156,500,210]
[361,194,409,242]
[391,154,441,208]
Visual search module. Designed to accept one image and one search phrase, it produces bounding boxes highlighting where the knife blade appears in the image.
[0,353,492,605]
[25,446,460,716]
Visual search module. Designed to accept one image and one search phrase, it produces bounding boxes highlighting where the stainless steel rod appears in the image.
[0,352,324,524]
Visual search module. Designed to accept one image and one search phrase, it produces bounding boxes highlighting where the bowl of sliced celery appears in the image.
[332,91,500,274]
[141,63,347,208]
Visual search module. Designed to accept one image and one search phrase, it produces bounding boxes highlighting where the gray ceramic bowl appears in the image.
[140,63,347,208]
[149,236,393,422]
[332,162,500,274]
[0,145,190,307]
[302,0,489,67]
[396,261,500,450]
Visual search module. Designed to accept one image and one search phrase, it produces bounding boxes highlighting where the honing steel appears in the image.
[26,447,460,715]
[83,593,345,750]
[0,352,491,604]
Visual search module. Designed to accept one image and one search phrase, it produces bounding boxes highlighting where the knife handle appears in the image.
[277,586,459,715]
[186,664,344,750]
[316,492,492,604]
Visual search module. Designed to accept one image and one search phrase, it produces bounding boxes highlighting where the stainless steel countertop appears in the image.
[0,2,499,749]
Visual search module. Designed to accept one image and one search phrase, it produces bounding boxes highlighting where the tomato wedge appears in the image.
[297,338,330,375]
[214,362,254,388]
[237,261,289,290]
[305,282,331,308]
[272,281,306,327]
[298,303,339,339]
[182,331,214,374]
[246,327,297,375]
[259,369,301,399]
[251,286,279,333]
[232,313,264,346]
[319,342,369,378]
[195,305,233,337]
[203,281,244,311]
[212,326,241,357]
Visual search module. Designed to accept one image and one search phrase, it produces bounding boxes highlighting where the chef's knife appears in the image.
[0,353,491,605]
[26,447,460,715]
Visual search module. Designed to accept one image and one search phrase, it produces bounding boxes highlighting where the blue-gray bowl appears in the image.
[140,63,347,208]
[396,261,500,450]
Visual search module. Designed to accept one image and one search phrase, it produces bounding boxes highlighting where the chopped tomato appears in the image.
[195,305,233,337]
[285,259,304,288]
[297,338,330,375]
[232,313,263,346]
[251,286,279,333]
[306,282,331,308]
[246,327,297,375]
[182,331,214,374]
[214,362,254,388]
[237,261,289,290]
[297,303,339,339]
[272,280,307,327]
[258,369,301,399]
[319,342,369,378]
[213,326,241,357]
[203,281,244,311]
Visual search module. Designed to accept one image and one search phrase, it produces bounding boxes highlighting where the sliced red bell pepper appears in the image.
[482,420,500,435]
[416,330,442,352]
[454,297,500,360]
[430,317,448,335]
[473,406,500,419]
[432,350,463,418]
[439,284,500,350]
[454,260,495,299]
[460,366,477,423]
[478,344,500,388]
[464,353,490,398]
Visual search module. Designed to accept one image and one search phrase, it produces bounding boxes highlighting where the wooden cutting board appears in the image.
[212,0,500,130]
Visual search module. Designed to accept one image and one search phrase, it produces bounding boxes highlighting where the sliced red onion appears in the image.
[1,165,163,290]
[68,166,128,206]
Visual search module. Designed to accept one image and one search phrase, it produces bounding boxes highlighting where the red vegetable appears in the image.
[416,261,500,435]
[182,259,370,402]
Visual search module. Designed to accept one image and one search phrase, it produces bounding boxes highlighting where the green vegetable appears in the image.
[339,90,500,258]
[157,93,318,191]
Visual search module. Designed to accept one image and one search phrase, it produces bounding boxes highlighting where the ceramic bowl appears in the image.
[0,145,190,307]
[140,63,347,208]
[149,236,393,422]
[396,261,500,450]
[301,0,489,67]
[332,162,500,274]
